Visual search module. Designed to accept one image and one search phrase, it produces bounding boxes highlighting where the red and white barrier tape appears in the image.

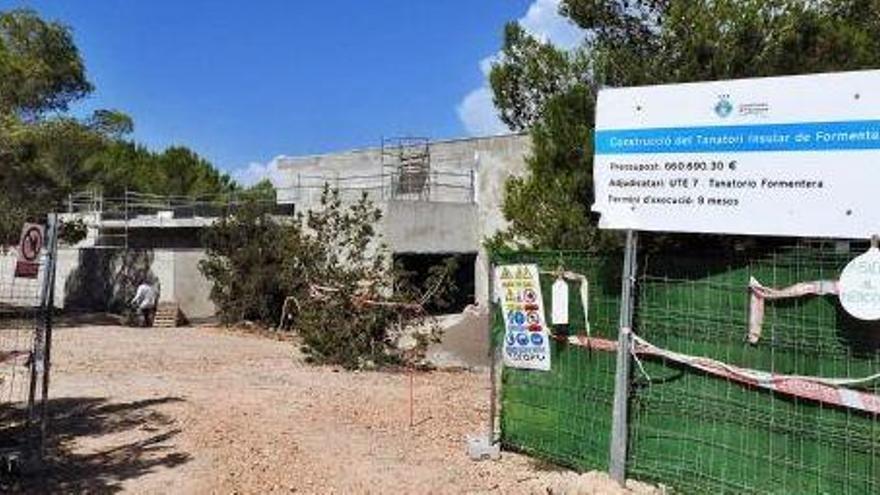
[558,333,880,415]
[748,277,839,343]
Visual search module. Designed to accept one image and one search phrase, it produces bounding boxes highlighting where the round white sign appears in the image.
[838,247,880,320]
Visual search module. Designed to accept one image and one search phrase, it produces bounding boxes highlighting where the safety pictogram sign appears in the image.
[495,263,551,371]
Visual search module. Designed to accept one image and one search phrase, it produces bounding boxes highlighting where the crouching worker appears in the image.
[131,281,158,327]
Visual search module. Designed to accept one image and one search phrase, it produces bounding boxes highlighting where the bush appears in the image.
[200,200,291,324]
[200,185,457,368]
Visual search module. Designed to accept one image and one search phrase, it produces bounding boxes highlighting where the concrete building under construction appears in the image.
[49,133,530,338]
[274,133,530,308]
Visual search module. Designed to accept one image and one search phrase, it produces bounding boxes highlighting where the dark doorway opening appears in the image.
[394,252,476,314]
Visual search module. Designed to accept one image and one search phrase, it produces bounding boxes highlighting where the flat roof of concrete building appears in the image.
[276,132,528,169]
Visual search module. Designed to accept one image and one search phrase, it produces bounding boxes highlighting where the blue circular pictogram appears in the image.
[515,333,530,346]
[530,333,544,345]
[506,333,515,345]
[513,311,526,325]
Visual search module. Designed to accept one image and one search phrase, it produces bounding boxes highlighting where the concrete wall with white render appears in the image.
[54,247,215,320]
[276,133,531,304]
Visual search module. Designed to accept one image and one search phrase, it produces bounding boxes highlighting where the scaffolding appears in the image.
[64,190,285,249]
[276,137,476,206]
[382,137,431,200]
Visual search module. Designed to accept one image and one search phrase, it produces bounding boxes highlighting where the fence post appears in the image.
[610,230,638,484]
[39,213,59,459]
[487,259,498,443]
[24,213,59,467]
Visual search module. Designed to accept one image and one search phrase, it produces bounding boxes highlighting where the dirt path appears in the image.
[19,325,656,494]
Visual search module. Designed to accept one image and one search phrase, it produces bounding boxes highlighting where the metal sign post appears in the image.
[24,213,58,466]
[39,213,59,458]
[610,229,638,483]
[487,259,498,443]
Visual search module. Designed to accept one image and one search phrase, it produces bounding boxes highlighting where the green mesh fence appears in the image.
[492,251,621,471]
[492,241,880,494]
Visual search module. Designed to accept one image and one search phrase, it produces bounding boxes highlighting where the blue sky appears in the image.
[3,0,583,184]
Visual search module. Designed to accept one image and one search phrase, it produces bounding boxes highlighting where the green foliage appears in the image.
[58,217,87,245]
[200,200,290,324]
[154,146,235,196]
[489,23,588,132]
[394,256,461,314]
[87,109,134,138]
[292,188,398,367]
[0,113,234,243]
[489,0,880,250]
[244,179,277,201]
[0,8,236,244]
[0,194,27,248]
[83,141,235,197]
[0,9,92,116]
[0,114,97,243]
[200,186,457,369]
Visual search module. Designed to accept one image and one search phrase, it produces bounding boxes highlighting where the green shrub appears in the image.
[200,185,457,368]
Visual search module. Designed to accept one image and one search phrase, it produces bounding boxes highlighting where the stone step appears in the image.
[153,302,180,328]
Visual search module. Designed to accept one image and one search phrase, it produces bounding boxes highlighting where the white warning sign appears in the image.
[839,246,880,320]
[495,264,551,371]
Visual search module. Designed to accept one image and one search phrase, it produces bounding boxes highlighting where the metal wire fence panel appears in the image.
[0,312,39,453]
[0,255,45,463]
[0,221,56,471]
[493,241,879,493]
[492,251,621,472]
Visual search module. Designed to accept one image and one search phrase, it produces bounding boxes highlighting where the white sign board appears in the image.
[495,264,551,371]
[839,247,880,320]
[592,70,880,238]
[551,278,569,325]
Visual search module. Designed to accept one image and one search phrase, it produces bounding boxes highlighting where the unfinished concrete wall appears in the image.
[466,135,531,305]
[57,248,166,311]
[274,134,530,368]
[173,250,216,320]
[382,201,477,253]
[276,133,531,305]
[55,247,215,320]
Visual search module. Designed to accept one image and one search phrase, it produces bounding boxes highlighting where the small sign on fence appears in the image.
[495,264,551,371]
[551,277,569,325]
[838,245,880,320]
[14,223,44,279]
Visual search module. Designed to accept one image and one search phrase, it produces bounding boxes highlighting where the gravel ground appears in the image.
[14,324,660,494]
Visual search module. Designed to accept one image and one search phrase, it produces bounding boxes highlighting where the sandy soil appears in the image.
[13,324,659,494]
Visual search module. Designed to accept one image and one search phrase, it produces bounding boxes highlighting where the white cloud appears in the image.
[479,54,498,77]
[519,0,584,50]
[457,55,507,136]
[457,0,585,136]
[233,156,285,187]
[457,86,508,137]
